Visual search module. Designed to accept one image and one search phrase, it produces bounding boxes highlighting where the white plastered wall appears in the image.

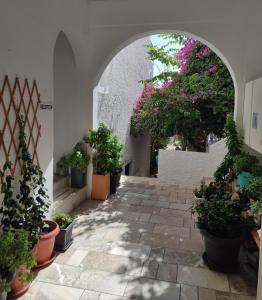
[0,0,92,205]
[158,139,227,186]
[94,37,153,176]
[243,78,262,154]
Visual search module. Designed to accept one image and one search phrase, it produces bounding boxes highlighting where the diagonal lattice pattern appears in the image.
[0,75,41,171]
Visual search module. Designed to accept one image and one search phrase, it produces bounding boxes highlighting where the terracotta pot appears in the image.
[9,265,31,297]
[35,220,60,267]
[92,174,110,200]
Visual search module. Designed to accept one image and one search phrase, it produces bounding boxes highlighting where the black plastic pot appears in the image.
[71,168,86,188]
[201,229,243,273]
[110,174,118,194]
[55,221,74,252]
[110,169,121,194]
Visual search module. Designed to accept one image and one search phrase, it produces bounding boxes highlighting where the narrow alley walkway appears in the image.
[21,177,256,300]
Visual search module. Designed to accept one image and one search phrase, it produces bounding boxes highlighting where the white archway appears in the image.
[53,31,79,172]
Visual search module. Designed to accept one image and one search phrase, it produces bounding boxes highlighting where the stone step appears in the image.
[52,185,88,214]
[53,176,70,196]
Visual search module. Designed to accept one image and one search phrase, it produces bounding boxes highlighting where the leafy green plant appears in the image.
[65,142,90,172]
[85,123,123,175]
[193,181,207,198]
[243,178,262,215]
[192,186,254,238]
[53,213,72,229]
[0,229,36,292]
[0,115,50,247]
[233,152,261,176]
[214,113,242,182]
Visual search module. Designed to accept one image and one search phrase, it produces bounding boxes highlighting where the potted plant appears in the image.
[85,123,113,200]
[233,152,262,187]
[65,142,90,188]
[0,229,36,299]
[192,183,255,273]
[0,116,59,273]
[53,212,74,251]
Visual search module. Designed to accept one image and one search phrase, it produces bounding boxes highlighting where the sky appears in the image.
[150,34,182,77]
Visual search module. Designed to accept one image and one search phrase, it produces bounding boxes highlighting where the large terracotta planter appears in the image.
[9,265,31,298]
[34,220,60,267]
[92,174,110,200]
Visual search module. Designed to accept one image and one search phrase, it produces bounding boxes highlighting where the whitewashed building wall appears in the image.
[158,139,227,186]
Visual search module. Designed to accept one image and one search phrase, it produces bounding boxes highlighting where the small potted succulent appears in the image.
[53,213,74,251]
[192,183,255,273]
[66,142,90,188]
[0,229,36,299]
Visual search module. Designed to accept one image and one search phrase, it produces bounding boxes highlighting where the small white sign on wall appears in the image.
[40,102,53,110]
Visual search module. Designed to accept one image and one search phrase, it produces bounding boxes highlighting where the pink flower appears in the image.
[153,106,160,111]
[180,92,187,98]
[191,95,199,102]
[163,81,173,88]
[209,65,217,73]
[171,76,177,81]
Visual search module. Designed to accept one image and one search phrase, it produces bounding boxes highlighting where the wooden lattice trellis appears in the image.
[0,75,41,170]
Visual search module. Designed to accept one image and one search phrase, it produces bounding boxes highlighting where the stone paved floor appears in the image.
[20,176,257,300]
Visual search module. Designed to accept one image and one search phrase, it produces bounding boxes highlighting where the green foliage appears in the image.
[193,181,207,198]
[214,114,242,182]
[192,184,254,238]
[0,229,36,292]
[244,178,262,200]
[244,178,262,215]
[233,152,261,176]
[85,123,123,175]
[0,278,10,293]
[65,142,90,172]
[0,115,49,247]
[53,212,73,229]
[132,34,234,152]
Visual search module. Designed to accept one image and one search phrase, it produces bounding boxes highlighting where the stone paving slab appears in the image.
[124,277,181,300]
[177,265,230,292]
[19,282,84,300]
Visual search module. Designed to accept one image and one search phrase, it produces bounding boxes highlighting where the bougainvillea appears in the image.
[131,35,234,152]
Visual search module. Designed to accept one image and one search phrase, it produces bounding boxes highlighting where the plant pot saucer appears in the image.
[203,252,239,274]
[33,251,56,270]
[8,283,30,299]
[55,239,73,252]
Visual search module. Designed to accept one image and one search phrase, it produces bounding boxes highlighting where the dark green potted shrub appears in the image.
[192,184,255,273]
[53,213,74,251]
[233,153,262,187]
[0,229,36,299]
[66,142,90,188]
[107,135,124,194]
[85,123,113,200]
